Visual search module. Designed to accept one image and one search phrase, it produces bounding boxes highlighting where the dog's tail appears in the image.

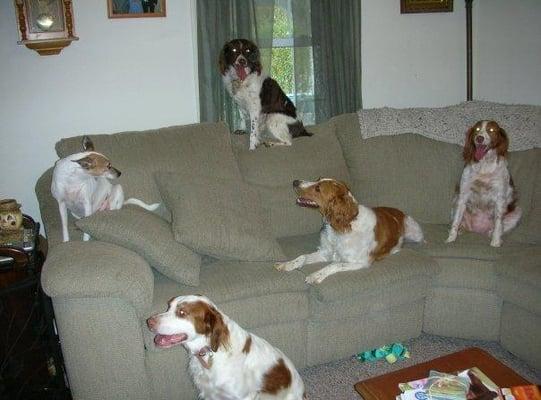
[404,215,424,243]
[124,198,160,211]
[288,121,313,138]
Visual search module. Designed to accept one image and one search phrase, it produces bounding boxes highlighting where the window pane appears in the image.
[271,47,294,95]
[272,0,293,39]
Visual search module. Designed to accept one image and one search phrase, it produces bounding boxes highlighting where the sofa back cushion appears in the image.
[509,148,541,243]
[231,119,351,237]
[336,113,540,227]
[55,122,242,210]
[337,129,464,223]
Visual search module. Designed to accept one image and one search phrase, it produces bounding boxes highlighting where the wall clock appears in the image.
[14,0,78,56]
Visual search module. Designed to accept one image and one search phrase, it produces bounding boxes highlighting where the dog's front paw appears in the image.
[490,238,502,247]
[233,129,247,135]
[445,231,457,243]
[249,142,262,151]
[305,271,326,285]
[275,257,304,272]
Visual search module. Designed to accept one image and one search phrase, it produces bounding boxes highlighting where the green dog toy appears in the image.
[356,343,410,364]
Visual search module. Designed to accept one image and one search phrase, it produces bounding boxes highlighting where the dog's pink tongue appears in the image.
[474,145,488,161]
[236,65,247,81]
[154,334,187,347]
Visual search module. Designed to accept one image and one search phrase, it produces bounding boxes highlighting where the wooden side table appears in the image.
[0,215,70,399]
[355,347,531,400]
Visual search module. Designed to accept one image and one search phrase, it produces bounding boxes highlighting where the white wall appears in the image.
[362,0,541,109]
[362,0,468,108]
[475,0,541,104]
[0,0,199,226]
[1,0,539,229]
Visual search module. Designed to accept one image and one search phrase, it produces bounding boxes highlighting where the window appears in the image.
[257,0,315,124]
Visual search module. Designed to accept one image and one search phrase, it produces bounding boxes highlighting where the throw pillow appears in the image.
[155,173,286,261]
[75,206,201,286]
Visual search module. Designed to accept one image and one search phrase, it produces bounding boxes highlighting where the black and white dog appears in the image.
[219,39,312,150]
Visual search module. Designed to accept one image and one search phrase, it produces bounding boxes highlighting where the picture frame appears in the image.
[107,0,166,19]
[400,0,453,14]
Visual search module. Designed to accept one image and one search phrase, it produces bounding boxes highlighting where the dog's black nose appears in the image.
[238,58,247,66]
[476,135,484,144]
[293,180,300,188]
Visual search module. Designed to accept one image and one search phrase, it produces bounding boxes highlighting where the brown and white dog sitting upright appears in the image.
[147,295,305,400]
[446,120,522,247]
[275,178,424,284]
[219,38,312,150]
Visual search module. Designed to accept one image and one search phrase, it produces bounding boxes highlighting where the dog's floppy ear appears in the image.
[492,127,509,158]
[463,126,476,164]
[252,46,262,75]
[204,305,230,352]
[82,136,95,152]
[218,44,228,75]
[254,60,262,75]
[73,156,95,170]
[323,184,358,234]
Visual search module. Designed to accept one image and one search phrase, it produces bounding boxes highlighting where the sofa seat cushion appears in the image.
[300,249,435,303]
[231,119,351,237]
[144,265,310,352]
[495,246,541,315]
[410,224,532,261]
[278,234,438,306]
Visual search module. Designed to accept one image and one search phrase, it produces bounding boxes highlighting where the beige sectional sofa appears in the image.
[36,107,541,400]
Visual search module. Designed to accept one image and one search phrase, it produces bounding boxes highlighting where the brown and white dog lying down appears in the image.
[446,120,521,247]
[275,178,424,284]
[219,38,312,150]
[147,295,306,400]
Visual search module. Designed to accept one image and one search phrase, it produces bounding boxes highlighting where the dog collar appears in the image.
[195,346,213,369]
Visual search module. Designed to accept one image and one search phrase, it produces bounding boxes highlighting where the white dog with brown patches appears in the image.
[275,179,424,284]
[51,136,159,242]
[446,120,521,247]
[147,295,305,400]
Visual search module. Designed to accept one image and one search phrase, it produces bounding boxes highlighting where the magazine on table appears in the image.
[396,367,540,400]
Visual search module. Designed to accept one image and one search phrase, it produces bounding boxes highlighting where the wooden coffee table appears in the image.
[354,347,531,399]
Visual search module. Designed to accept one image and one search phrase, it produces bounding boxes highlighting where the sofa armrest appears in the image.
[42,241,154,319]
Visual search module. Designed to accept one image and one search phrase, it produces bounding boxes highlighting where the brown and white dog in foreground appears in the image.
[275,179,424,284]
[446,120,521,247]
[147,295,305,400]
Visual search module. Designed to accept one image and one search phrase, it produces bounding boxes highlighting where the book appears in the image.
[501,386,541,400]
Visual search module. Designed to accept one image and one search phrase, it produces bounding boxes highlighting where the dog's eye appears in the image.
[315,185,320,192]
[232,48,237,53]
[107,163,112,169]
[475,127,480,131]
[246,48,251,53]
[178,309,186,317]
[489,128,494,132]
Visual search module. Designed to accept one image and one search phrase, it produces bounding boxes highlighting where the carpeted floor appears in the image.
[300,334,541,399]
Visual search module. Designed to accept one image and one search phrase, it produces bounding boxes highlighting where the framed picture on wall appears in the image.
[107,0,166,18]
[401,0,453,14]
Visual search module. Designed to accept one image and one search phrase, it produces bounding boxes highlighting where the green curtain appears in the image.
[311,0,362,122]
[197,0,360,128]
[197,0,258,127]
